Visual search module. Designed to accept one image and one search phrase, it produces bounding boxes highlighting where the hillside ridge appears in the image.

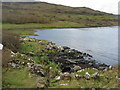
[2,2,117,26]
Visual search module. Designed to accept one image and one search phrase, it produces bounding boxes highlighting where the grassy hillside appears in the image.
[2,2,117,26]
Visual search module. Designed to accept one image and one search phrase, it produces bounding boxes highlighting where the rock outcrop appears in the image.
[36,78,47,88]
[28,63,45,77]
[11,37,110,73]
[60,72,72,81]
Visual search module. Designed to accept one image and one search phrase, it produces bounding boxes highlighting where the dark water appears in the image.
[27,26,118,65]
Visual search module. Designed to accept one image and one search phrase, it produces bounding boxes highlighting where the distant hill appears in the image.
[2,2,118,26]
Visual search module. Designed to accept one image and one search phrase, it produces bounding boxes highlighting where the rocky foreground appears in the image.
[6,37,115,88]
[9,37,111,71]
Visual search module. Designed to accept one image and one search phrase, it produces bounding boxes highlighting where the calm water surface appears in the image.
[28,26,118,65]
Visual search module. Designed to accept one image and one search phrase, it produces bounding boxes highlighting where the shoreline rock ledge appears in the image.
[18,37,111,72]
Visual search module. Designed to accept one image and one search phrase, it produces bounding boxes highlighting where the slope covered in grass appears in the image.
[2,2,118,35]
[3,2,117,26]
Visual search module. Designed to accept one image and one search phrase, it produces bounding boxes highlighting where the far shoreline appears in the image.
[32,25,118,36]
[34,25,118,31]
[3,23,118,36]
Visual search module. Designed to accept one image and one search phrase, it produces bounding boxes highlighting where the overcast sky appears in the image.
[36,0,119,14]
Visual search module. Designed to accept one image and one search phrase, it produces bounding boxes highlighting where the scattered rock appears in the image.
[11,51,15,55]
[21,62,26,65]
[75,74,83,80]
[20,37,36,42]
[36,78,47,88]
[28,63,45,77]
[55,76,60,80]
[49,70,59,79]
[84,72,90,80]
[92,72,100,79]
[108,65,112,70]
[77,69,85,72]
[98,66,106,70]
[59,83,68,86]
[73,65,81,72]
[62,66,72,73]
[26,52,35,56]
[39,41,45,45]
[88,63,93,66]
[19,37,109,74]
[63,46,70,50]
[8,62,21,69]
[60,72,72,81]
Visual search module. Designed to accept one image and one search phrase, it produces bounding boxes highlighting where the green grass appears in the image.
[19,40,59,57]
[2,17,117,35]
[2,21,87,35]
[76,68,99,76]
[3,67,118,88]
[20,41,47,54]
[2,67,38,88]
[20,41,41,54]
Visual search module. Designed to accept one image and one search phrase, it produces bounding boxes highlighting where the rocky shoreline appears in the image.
[9,37,111,72]
[5,37,115,88]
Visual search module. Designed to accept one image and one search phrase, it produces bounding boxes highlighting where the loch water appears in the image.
[27,26,118,65]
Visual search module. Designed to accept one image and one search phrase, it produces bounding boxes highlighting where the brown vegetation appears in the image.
[2,32,20,52]
[2,48,11,67]
[2,32,20,67]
